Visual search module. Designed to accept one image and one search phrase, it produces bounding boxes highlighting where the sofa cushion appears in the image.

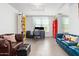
[4,35,16,42]
[62,41,77,46]
[57,38,65,41]
[0,39,11,55]
[0,39,9,48]
[0,38,4,40]
[0,39,5,47]
[62,41,69,46]
[66,41,77,46]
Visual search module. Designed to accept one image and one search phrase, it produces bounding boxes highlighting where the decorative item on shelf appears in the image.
[21,15,26,44]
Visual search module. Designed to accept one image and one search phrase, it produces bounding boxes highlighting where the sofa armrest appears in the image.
[56,33,64,38]
[10,42,23,56]
[15,34,23,42]
[12,42,23,49]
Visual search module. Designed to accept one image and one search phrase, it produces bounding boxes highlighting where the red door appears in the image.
[53,19,58,39]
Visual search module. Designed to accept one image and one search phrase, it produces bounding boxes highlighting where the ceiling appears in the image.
[9,3,65,11]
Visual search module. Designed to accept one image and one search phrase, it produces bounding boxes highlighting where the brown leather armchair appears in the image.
[0,34,23,56]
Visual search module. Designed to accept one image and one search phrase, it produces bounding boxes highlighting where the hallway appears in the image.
[26,38,68,56]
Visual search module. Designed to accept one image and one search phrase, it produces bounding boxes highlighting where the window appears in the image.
[62,16,69,32]
[33,17,41,27]
[33,17,49,32]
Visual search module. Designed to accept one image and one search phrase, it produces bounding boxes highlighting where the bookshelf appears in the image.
[21,16,26,44]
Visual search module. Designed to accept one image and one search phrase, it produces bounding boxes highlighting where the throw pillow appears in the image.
[4,35,16,42]
[70,36,78,42]
[64,35,71,41]
[77,43,79,47]
[75,37,79,43]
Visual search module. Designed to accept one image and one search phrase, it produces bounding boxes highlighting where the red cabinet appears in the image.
[52,19,58,39]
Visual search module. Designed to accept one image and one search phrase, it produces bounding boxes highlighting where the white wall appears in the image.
[68,4,79,35]
[26,17,34,31]
[0,3,18,34]
[57,3,79,35]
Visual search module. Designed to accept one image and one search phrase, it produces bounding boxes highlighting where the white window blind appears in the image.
[33,17,49,32]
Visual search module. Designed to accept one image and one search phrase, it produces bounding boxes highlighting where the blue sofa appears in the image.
[56,33,79,56]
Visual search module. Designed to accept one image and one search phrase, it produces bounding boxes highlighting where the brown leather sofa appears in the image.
[0,39,11,56]
[0,34,23,56]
